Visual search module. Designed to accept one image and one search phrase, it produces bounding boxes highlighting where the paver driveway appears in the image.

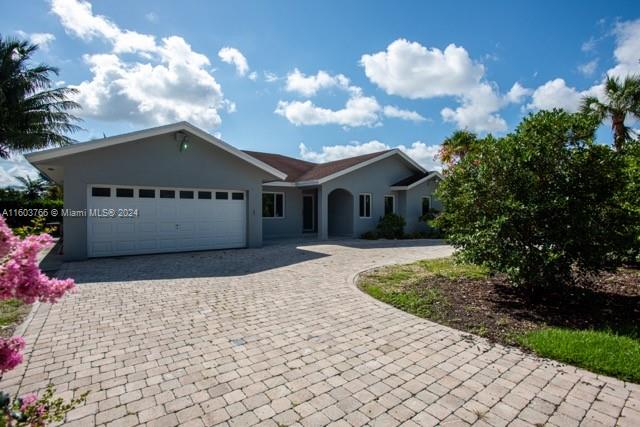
[1,240,638,427]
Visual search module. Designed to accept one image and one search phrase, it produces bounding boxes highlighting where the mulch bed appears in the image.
[406,269,640,345]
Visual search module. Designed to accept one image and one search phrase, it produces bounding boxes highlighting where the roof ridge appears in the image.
[316,149,393,165]
[242,150,317,166]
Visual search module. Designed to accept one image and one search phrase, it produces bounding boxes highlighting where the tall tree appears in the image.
[15,175,46,200]
[438,130,480,167]
[0,35,81,158]
[580,75,640,152]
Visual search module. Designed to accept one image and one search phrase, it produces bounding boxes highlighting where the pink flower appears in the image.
[0,217,75,374]
[0,336,25,373]
[19,392,37,411]
[0,217,75,304]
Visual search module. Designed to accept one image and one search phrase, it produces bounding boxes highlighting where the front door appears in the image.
[302,194,314,232]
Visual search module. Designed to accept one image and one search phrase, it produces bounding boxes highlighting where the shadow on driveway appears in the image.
[58,238,448,284]
[60,245,328,284]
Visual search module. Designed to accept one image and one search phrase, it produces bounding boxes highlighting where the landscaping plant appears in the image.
[0,216,82,425]
[436,109,638,288]
[376,213,406,239]
[13,217,56,239]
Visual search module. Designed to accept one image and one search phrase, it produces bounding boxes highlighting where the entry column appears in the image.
[317,186,328,240]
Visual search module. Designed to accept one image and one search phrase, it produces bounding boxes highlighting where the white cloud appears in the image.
[361,39,528,133]
[51,0,157,54]
[264,71,279,82]
[278,68,430,127]
[526,78,586,112]
[145,12,158,23]
[299,140,442,170]
[529,19,640,113]
[608,19,640,78]
[277,68,384,127]
[382,105,426,122]
[505,82,532,104]
[442,82,531,132]
[578,59,598,76]
[218,47,250,76]
[582,37,597,52]
[248,71,257,81]
[15,31,56,50]
[441,84,507,132]
[400,141,443,171]
[285,69,351,97]
[0,155,40,187]
[299,140,388,162]
[51,0,228,129]
[275,95,381,127]
[361,39,484,99]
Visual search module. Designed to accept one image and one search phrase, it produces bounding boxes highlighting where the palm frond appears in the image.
[0,34,82,156]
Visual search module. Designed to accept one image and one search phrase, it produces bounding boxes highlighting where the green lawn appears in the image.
[359,257,640,383]
[519,328,640,383]
[359,257,488,322]
[0,299,30,337]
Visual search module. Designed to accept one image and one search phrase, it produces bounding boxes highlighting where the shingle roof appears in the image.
[391,172,431,187]
[242,151,316,182]
[243,150,393,183]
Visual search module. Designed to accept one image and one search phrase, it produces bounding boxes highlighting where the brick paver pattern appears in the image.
[1,240,638,426]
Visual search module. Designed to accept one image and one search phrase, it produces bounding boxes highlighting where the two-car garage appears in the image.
[87,185,247,257]
[26,122,289,260]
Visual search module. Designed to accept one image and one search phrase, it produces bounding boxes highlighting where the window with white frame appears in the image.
[262,192,284,218]
[359,193,371,218]
[384,195,395,215]
[421,196,431,216]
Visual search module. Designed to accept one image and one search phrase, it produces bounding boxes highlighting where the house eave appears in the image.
[390,171,443,190]
[25,121,288,181]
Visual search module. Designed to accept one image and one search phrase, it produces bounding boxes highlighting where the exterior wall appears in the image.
[56,133,273,260]
[262,186,303,239]
[319,155,411,238]
[404,178,441,233]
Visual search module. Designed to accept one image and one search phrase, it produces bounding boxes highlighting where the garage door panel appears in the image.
[87,185,246,257]
[91,222,114,236]
[114,240,136,252]
[138,222,157,233]
[136,240,158,251]
[116,222,136,233]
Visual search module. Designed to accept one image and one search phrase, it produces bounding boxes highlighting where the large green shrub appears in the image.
[376,213,406,239]
[436,110,638,288]
[622,139,640,263]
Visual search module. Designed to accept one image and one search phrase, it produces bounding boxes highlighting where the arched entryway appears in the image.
[327,188,354,237]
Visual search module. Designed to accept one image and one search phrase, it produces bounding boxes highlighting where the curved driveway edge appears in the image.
[1,239,638,427]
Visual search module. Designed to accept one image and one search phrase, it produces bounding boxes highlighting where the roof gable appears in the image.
[390,171,443,189]
[25,121,428,185]
[26,122,287,180]
[249,149,425,185]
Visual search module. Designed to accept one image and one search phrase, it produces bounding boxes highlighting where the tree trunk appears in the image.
[612,114,626,151]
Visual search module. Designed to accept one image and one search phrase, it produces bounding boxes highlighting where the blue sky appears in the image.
[1,0,639,185]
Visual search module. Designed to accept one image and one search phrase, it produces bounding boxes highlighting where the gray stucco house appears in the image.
[26,122,442,260]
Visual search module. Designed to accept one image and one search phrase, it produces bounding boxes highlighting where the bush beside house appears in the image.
[361,212,445,240]
[435,109,639,288]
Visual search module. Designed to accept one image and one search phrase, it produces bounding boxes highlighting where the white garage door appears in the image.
[87,185,246,257]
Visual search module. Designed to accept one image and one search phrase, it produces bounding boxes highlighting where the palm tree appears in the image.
[15,175,47,200]
[0,35,81,158]
[580,75,640,152]
[438,130,479,166]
